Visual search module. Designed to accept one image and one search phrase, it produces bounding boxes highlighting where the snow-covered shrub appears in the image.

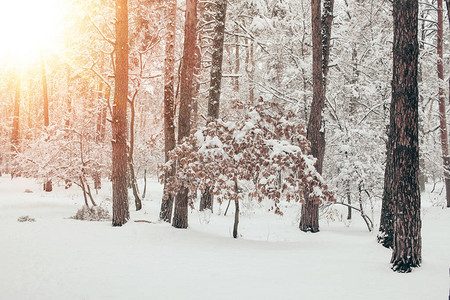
[161,99,334,214]
[73,205,110,221]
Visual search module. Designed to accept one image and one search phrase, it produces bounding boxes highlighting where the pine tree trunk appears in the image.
[112,0,130,227]
[199,0,227,211]
[160,0,177,222]
[300,0,330,232]
[379,143,395,248]
[439,0,450,208]
[390,0,421,272]
[172,0,198,229]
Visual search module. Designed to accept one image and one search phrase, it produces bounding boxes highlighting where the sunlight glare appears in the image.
[0,0,65,65]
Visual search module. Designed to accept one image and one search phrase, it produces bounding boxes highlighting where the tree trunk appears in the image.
[41,56,53,192]
[128,91,142,211]
[378,141,395,248]
[199,0,227,212]
[300,0,332,232]
[172,0,198,229]
[160,0,177,222]
[233,198,239,238]
[441,0,450,208]
[112,0,130,227]
[389,0,421,272]
[11,74,20,178]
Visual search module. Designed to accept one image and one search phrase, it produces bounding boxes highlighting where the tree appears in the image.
[162,100,335,238]
[112,0,130,227]
[389,0,421,272]
[10,73,20,175]
[300,0,334,232]
[41,56,53,192]
[443,0,450,208]
[199,0,227,212]
[172,0,198,229]
[160,0,177,222]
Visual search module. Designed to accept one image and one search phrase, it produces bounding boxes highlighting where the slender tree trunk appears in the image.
[11,75,20,170]
[112,0,130,227]
[41,56,53,192]
[200,0,227,212]
[207,0,227,120]
[442,0,450,208]
[172,0,198,229]
[389,0,421,272]
[160,35,178,222]
[234,34,240,92]
[300,0,332,232]
[128,92,142,211]
[378,140,395,248]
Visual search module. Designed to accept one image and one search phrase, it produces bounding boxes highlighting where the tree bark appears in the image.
[172,0,198,229]
[389,0,421,272]
[112,0,130,227]
[300,0,333,232]
[200,0,227,212]
[160,0,177,221]
[442,0,450,208]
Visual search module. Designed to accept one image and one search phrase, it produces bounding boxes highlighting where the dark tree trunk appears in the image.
[200,0,227,212]
[389,0,421,272]
[112,0,130,227]
[207,0,227,120]
[378,142,395,248]
[172,0,198,229]
[300,0,333,232]
[233,198,239,239]
[200,186,213,212]
[160,0,177,222]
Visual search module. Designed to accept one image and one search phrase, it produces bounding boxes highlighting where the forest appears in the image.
[0,0,449,299]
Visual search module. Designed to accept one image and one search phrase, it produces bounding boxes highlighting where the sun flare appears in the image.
[0,0,66,66]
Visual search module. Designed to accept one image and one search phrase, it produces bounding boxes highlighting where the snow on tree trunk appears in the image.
[438,0,450,209]
[300,0,327,233]
[112,0,129,227]
[389,0,421,272]
[200,0,227,212]
[172,0,198,229]
[160,0,177,222]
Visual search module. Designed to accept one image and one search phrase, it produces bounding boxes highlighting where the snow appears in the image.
[0,176,449,300]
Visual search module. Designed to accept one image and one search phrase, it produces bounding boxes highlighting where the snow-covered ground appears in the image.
[0,176,448,300]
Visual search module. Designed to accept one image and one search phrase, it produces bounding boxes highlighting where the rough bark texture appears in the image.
[112,0,130,227]
[172,0,197,229]
[378,140,395,248]
[390,0,422,272]
[300,0,331,232]
[207,0,227,120]
[160,0,177,222]
[440,0,450,209]
[200,0,227,212]
[233,198,239,239]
